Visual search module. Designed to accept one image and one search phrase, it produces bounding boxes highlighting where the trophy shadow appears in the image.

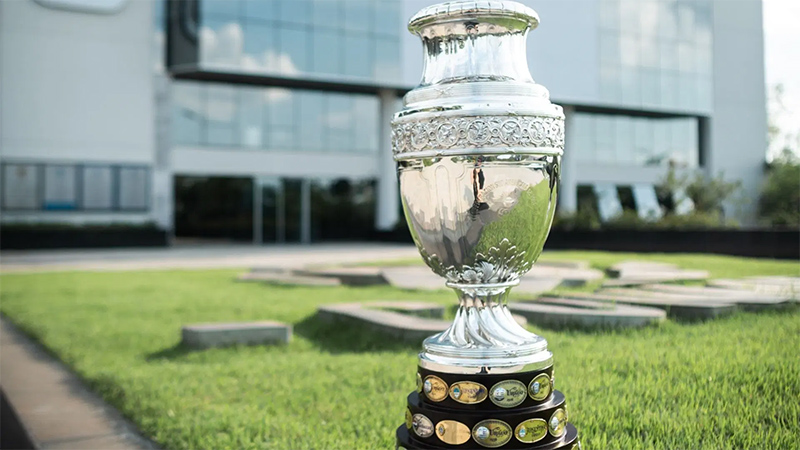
[293,313,424,354]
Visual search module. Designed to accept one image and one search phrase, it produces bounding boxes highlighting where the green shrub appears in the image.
[758,150,800,227]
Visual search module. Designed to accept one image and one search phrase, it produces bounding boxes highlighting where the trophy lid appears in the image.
[397,0,562,121]
[408,0,539,35]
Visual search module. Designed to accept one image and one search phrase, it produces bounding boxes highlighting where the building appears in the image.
[0,0,767,244]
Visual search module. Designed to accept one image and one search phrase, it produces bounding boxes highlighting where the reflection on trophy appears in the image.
[393,2,580,448]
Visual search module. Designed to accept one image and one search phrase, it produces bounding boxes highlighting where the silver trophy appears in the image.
[393,1,564,375]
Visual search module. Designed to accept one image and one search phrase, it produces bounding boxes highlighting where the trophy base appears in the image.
[398,364,581,449]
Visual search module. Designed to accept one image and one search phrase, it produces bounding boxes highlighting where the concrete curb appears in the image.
[0,318,159,450]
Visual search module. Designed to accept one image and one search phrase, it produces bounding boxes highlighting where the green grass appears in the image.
[1,254,799,449]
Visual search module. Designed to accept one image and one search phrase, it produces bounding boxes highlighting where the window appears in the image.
[2,164,39,210]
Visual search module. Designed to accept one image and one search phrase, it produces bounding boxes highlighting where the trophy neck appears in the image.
[418,282,553,375]
[409,1,539,87]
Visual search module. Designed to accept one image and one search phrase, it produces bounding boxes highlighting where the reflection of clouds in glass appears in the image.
[201,22,299,77]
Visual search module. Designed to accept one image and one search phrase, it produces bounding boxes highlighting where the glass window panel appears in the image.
[678,75,696,110]
[618,0,639,34]
[43,165,77,210]
[599,66,621,102]
[615,117,635,165]
[652,120,670,165]
[660,71,680,110]
[239,87,265,148]
[374,38,400,82]
[634,118,653,165]
[172,82,204,146]
[374,1,400,36]
[697,76,712,111]
[202,0,240,19]
[572,114,595,163]
[207,84,239,146]
[658,0,679,39]
[118,167,149,210]
[82,166,114,209]
[297,91,326,151]
[313,30,343,75]
[353,95,379,152]
[599,32,620,67]
[620,68,641,105]
[639,36,660,69]
[343,34,371,79]
[660,41,678,71]
[342,0,371,33]
[639,1,659,37]
[595,116,616,163]
[599,0,619,31]
[201,17,244,70]
[677,1,697,37]
[267,89,294,126]
[678,42,696,73]
[619,34,639,67]
[313,0,342,29]
[641,68,660,107]
[243,0,274,21]
[278,26,310,74]
[243,21,278,73]
[327,94,354,151]
[696,40,712,76]
[279,0,311,25]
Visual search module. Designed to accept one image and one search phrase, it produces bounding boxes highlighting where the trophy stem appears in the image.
[419,281,553,374]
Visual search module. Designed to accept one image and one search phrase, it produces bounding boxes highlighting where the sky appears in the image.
[763,0,800,158]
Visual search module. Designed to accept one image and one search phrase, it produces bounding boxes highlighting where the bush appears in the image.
[759,156,800,227]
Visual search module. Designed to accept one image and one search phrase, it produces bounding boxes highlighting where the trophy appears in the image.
[393,2,581,448]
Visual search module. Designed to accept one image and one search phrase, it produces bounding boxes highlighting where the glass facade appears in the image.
[598,0,713,112]
[572,113,699,168]
[171,81,379,152]
[198,0,403,84]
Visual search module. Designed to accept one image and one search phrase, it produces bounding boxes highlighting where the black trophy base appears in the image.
[396,423,579,450]
[398,364,581,450]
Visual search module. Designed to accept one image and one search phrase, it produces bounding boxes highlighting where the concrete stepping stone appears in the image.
[237,271,341,286]
[707,278,799,300]
[524,265,604,288]
[295,267,388,286]
[510,298,665,329]
[604,261,709,287]
[536,260,590,270]
[182,321,292,349]
[554,291,736,321]
[316,301,527,343]
[382,265,584,294]
[637,284,794,310]
[368,301,446,318]
[606,261,679,278]
[381,266,444,290]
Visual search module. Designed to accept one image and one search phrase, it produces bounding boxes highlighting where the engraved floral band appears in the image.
[392,115,565,159]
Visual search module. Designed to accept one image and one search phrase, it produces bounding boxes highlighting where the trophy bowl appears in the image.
[392,0,565,373]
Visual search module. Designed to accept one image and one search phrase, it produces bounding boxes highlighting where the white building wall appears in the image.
[0,0,156,224]
[709,0,767,225]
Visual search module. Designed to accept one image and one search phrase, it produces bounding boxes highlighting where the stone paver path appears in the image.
[707,277,800,300]
[603,261,709,287]
[636,284,794,310]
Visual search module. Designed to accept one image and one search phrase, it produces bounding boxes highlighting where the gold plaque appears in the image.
[423,375,448,402]
[412,413,434,438]
[549,408,567,437]
[449,381,488,404]
[405,408,413,429]
[489,380,527,408]
[515,418,547,444]
[529,373,552,401]
[472,419,512,448]
[435,420,471,445]
[416,373,423,393]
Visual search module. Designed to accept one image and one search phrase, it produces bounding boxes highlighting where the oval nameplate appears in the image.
[435,420,471,445]
[529,373,552,401]
[489,380,528,408]
[472,419,512,448]
[449,381,488,404]
[515,418,547,443]
[549,408,567,437]
[412,413,434,438]
[423,375,448,402]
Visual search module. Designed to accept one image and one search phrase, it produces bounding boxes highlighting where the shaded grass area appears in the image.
[0,258,799,449]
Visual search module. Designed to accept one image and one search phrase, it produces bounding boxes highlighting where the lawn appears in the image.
[1,252,799,449]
